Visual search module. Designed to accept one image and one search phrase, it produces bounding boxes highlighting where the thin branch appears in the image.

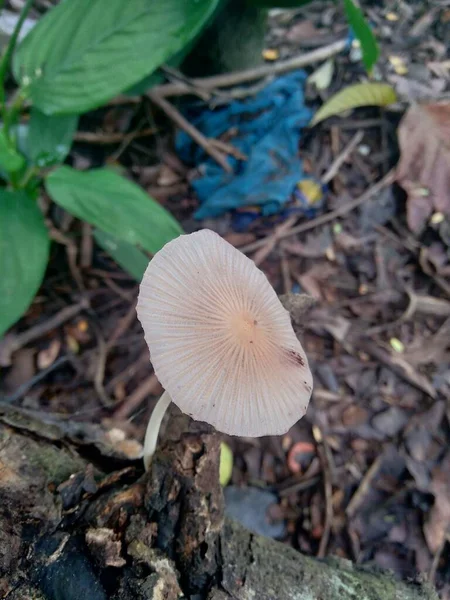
[321,130,364,184]
[0,299,89,367]
[429,528,448,586]
[148,90,232,173]
[107,39,348,107]
[314,426,334,559]
[74,127,156,144]
[239,170,395,255]
[113,373,161,420]
[153,39,347,98]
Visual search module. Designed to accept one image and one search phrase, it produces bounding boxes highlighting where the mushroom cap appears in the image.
[137,229,313,437]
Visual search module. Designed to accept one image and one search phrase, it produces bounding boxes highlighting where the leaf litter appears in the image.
[396,102,450,233]
[0,0,450,597]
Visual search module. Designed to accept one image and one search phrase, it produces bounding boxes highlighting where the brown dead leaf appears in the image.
[396,102,450,233]
[296,263,335,301]
[2,349,35,393]
[286,20,324,44]
[342,405,368,427]
[37,339,61,370]
[157,165,181,187]
[223,232,256,247]
[423,452,450,553]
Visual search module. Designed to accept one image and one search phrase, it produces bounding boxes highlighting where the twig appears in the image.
[358,339,436,399]
[278,475,321,497]
[208,79,274,107]
[107,117,149,163]
[106,302,137,350]
[80,222,93,269]
[113,373,160,420]
[0,299,89,367]
[240,170,396,255]
[108,40,347,106]
[147,90,232,173]
[159,65,211,101]
[321,131,364,184]
[4,356,71,403]
[74,127,156,144]
[88,269,135,281]
[102,276,135,303]
[106,351,150,394]
[313,426,334,558]
[280,248,292,294]
[429,528,448,586]
[152,39,347,98]
[209,138,247,160]
[88,320,114,407]
[48,225,84,291]
[346,455,383,518]
[253,215,297,266]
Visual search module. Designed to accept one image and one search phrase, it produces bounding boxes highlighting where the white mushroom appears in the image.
[137,229,313,469]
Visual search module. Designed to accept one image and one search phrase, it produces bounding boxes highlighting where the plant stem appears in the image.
[143,389,172,471]
[0,0,33,83]
[0,0,34,115]
[18,164,38,189]
[3,89,25,138]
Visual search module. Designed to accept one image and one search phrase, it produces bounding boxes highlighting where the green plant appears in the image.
[0,0,379,337]
[0,0,220,337]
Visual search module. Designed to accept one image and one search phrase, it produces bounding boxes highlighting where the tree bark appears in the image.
[182,0,268,77]
[0,403,438,600]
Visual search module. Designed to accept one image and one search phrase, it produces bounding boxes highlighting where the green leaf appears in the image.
[93,229,148,282]
[46,166,183,254]
[0,190,50,336]
[28,108,78,167]
[311,83,397,126]
[13,0,220,115]
[125,46,191,96]
[343,0,379,73]
[0,129,26,172]
[246,0,313,6]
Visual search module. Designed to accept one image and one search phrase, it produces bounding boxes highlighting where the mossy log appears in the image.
[0,403,437,600]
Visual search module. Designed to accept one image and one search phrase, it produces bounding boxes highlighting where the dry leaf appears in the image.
[37,339,61,370]
[423,452,450,553]
[396,102,450,233]
[307,59,334,91]
[157,165,181,187]
[286,20,325,44]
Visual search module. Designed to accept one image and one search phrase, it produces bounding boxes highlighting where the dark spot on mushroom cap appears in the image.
[285,349,305,367]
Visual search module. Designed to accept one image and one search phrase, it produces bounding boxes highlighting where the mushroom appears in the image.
[137,229,313,469]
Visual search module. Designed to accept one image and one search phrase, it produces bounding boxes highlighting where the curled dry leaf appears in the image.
[396,102,450,233]
[37,339,61,370]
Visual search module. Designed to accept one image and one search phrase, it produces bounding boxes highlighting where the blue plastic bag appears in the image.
[176,70,314,221]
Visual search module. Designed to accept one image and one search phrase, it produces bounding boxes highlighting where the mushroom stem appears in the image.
[143,389,172,471]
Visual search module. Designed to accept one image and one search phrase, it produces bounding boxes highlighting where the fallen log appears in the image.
[0,404,437,600]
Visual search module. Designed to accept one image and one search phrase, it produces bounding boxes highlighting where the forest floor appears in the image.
[1,0,449,596]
